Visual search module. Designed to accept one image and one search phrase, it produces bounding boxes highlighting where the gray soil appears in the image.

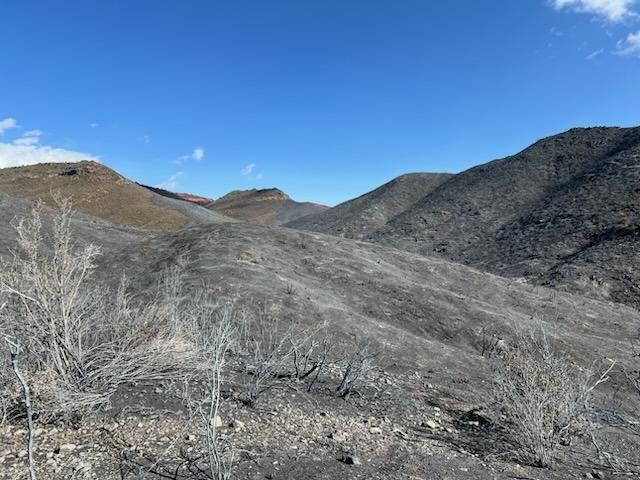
[290,127,640,309]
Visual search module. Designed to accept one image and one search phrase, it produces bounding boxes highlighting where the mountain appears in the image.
[207,187,328,225]
[0,161,228,230]
[286,173,453,238]
[288,127,640,308]
[369,127,640,307]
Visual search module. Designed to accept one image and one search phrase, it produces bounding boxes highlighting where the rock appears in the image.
[230,419,245,430]
[59,443,77,453]
[159,436,170,443]
[209,415,223,428]
[17,450,27,458]
[328,431,347,442]
[423,420,438,430]
[185,434,196,441]
[338,454,362,466]
[369,427,382,434]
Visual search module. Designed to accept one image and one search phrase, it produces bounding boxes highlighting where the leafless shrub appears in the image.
[4,336,37,480]
[622,339,640,437]
[478,326,506,358]
[241,307,296,406]
[0,198,197,418]
[336,340,378,398]
[183,301,236,480]
[290,325,334,392]
[492,324,614,468]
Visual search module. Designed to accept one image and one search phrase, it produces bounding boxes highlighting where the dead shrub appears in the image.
[336,340,378,398]
[0,198,197,419]
[492,324,613,468]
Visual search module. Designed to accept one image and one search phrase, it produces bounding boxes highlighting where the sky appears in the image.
[1,0,639,206]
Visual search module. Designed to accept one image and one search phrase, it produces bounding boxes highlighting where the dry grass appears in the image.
[0,161,187,230]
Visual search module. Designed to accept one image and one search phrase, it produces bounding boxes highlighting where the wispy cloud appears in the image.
[0,118,18,135]
[550,0,637,22]
[155,172,184,190]
[176,146,205,163]
[89,122,99,128]
[139,135,151,144]
[615,30,640,55]
[12,130,43,146]
[585,47,605,59]
[240,163,255,176]
[192,147,204,161]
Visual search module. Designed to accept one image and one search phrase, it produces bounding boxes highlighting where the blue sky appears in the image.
[1,0,639,206]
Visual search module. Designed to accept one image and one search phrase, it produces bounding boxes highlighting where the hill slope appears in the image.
[287,173,453,238]
[1,199,639,478]
[207,188,328,225]
[367,126,640,307]
[0,161,228,230]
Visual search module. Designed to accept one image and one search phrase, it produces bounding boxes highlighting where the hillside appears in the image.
[0,161,228,230]
[288,127,640,308]
[207,187,328,225]
[1,196,639,478]
[367,127,640,307]
[287,173,453,238]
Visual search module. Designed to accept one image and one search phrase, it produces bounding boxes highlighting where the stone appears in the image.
[369,427,382,434]
[424,420,438,430]
[59,443,77,453]
[338,454,361,466]
[209,415,223,428]
[230,419,245,430]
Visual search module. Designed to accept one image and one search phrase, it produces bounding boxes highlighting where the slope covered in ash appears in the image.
[1,198,639,478]
[286,173,453,238]
[362,127,640,307]
[207,188,328,225]
[0,161,228,230]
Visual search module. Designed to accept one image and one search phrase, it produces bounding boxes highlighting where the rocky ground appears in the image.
[3,363,634,480]
[1,194,640,479]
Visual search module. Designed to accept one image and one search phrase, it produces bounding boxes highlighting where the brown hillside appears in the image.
[0,161,225,230]
[208,188,328,225]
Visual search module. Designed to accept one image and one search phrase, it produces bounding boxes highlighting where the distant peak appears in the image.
[215,188,290,203]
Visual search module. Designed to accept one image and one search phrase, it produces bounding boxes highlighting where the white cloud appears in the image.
[89,122,99,128]
[192,147,204,161]
[0,118,18,135]
[615,30,640,55]
[176,146,205,163]
[585,47,605,59]
[155,172,183,190]
[551,0,637,22]
[0,143,99,169]
[241,163,255,176]
[12,129,43,146]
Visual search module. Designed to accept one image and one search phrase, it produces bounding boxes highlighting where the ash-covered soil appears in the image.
[1,189,639,479]
[290,127,640,309]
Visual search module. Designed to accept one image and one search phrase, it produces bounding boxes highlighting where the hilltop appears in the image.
[0,161,228,230]
[287,173,452,238]
[207,187,328,225]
